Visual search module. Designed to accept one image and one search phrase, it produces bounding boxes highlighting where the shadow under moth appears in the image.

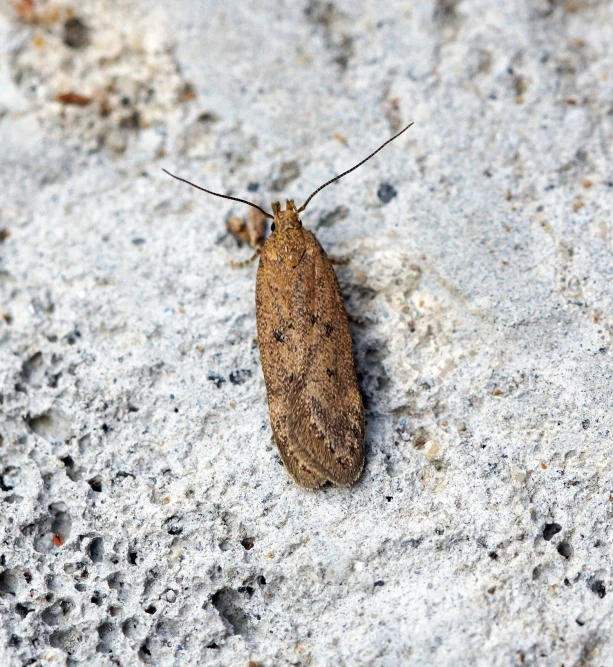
[164,122,413,489]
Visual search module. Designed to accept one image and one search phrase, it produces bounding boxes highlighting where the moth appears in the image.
[164,122,413,488]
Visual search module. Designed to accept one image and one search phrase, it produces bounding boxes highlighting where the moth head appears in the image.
[270,199,302,234]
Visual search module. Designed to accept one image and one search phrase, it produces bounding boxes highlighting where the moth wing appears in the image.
[256,229,364,488]
[273,436,329,489]
[286,232,365,486]
[255,237,329,489]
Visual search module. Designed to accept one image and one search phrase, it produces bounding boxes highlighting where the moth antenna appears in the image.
[163,169,274,219]
[297,122,414,213]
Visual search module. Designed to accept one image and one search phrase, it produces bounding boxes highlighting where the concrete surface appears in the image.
[1,0,612,665]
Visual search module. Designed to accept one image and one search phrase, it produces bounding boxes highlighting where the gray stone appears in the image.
[1,0,612,665]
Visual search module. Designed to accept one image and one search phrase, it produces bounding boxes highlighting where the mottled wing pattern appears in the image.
[256,228,364,488]
[256,230,327,488]
[287,231,364,485]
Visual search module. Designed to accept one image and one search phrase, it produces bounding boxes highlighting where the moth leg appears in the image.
[230,248,261,267]
[347,313,365,326]
[327,255,350,265]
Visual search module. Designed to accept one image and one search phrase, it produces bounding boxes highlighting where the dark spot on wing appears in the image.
[324,322,334,337]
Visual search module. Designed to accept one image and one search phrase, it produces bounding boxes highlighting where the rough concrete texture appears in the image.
[1,0,613,665]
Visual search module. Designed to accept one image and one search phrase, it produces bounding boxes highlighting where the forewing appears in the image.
[256,229,364,488]
[286,232,364,486]
[255,237,328,488]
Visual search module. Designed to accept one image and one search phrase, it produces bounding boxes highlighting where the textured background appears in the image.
[1,0,613,665]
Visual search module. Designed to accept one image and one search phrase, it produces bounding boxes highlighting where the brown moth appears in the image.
[163,121,413,488]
